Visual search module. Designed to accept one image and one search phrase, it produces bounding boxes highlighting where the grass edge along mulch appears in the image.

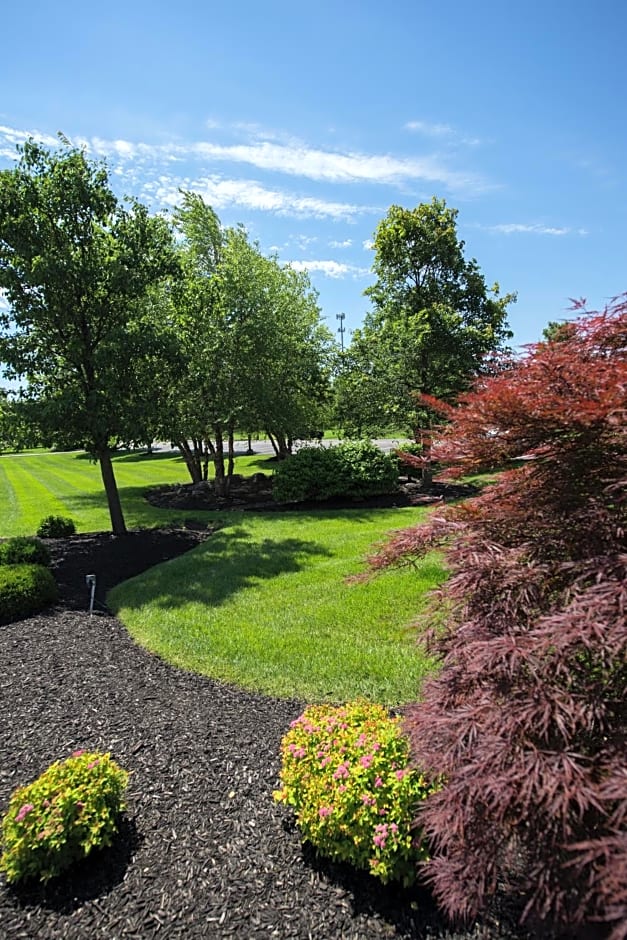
[0,597,529,940]
[108,508,446,704]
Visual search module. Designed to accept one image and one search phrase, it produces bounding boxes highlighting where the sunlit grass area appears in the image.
[1,448,446,704]
[109,507,444,704]
[0,448,276,537]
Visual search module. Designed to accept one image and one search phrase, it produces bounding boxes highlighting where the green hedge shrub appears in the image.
[274,701,440,885]
[0,751,129,883]
[0,536,51,567]
[0,564,58,624]
[37,515,77,538]
[272,440,398,504]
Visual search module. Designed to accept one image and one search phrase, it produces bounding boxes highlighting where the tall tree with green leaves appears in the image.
[337,198,514,470]
[167,193,332,490]
[0,138,178,533]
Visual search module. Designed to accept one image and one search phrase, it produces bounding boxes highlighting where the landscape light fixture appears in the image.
[85,573,96,615]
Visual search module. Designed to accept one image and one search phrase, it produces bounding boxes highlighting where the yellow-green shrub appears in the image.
[0,751,129,883]
[274,701,439,885]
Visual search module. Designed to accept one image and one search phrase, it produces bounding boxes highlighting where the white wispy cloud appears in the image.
[362,238,374,250]
[294,234,318,249]
[485,223,588,236]
[0,122,491,223]
[287,260,370,279]
[329,238,352,248]
[0,124,60,151]
[405,120,454,137]
[190,139,485,190]
[404,119,482,147]
[0,125,486,193]
[152,176,365,220]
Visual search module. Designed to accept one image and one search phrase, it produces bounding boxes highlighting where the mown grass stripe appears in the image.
[0,461,20,536]
[0,450,208,535]
[0,458,71,536]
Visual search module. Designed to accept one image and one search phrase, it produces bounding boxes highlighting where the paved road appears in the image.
[157,437,409,456]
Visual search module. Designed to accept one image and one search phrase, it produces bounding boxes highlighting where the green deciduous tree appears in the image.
[0,139,178,533]
[336,199,514,476]
[165,192,332,491]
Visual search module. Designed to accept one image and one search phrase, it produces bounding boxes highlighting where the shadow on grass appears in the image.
[111,451,186,465]
[65,484,216,530]
[110,525,332,612]
[238,455,279,470]
[68,475,425,531]
[72,450,186,466]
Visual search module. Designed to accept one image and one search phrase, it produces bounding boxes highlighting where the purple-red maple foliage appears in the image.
[368,299,626,937]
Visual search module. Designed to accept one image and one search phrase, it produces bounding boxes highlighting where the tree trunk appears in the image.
[98,448,127,535]
[178,439,202,483]
[420,427,433,488]
[271,430,292,460]
[266,430,280,458]
[213,426,227,496]
[227,425,235,481]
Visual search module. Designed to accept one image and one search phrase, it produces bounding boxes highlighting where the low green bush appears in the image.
[0,751,129,884]
[395,442,424,481]
[274,701,440,885]
[272,440,398,504]
[0,536,51,567]
[36,515,77,538]
[0,564,58,624]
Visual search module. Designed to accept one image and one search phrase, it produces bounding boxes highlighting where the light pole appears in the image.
[336,312,346,352]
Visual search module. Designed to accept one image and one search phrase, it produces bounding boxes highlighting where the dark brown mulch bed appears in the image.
[0,528,529,939]
[46,524,212,610]
[146,476,476,513]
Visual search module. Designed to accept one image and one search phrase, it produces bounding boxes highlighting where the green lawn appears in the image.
[0,448,274,537]
[1,448,444,704]
[109,507,444,704]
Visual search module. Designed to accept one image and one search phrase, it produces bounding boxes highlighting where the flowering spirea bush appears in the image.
[0,751,129,883]
[274,701,439,885]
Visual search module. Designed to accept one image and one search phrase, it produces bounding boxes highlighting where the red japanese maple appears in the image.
[368,298,626,937]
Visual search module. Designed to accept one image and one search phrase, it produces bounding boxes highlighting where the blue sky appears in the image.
[1,0,625,350]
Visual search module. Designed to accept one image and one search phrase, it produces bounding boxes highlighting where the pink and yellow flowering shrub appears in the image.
[0,750,129,884]
[274,701,439,885]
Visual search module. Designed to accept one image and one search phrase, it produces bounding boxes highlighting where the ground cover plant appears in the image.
[274,701,439,885]
[0,563,58,624]
[0,750,128,884]
[367,300,627,938]
[36,515,77,538]
[109,507,444,703]
[0,536,50,567]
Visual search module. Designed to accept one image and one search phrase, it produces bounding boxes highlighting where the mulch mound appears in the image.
[146,476,477,513]
[0,527,528,939]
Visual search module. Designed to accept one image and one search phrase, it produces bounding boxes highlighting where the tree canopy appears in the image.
[162,192,333,493]
[367,298,627,937]
[0,138,178,533]
[336,198,514,441]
